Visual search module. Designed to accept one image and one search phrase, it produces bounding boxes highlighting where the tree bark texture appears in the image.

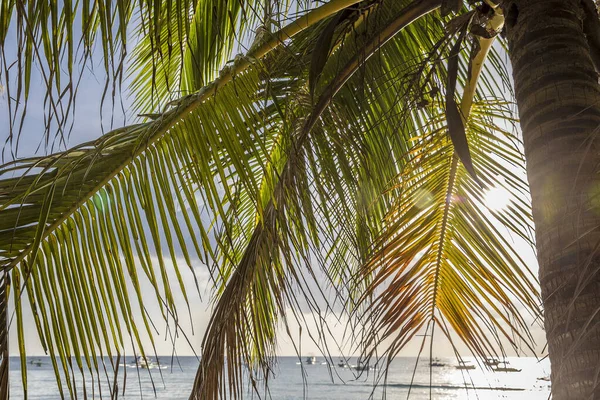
[506,0,600,398]
[0,272,9,400]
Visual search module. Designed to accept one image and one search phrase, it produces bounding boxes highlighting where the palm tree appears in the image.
[0,0,596,399]
[504,0,600,398]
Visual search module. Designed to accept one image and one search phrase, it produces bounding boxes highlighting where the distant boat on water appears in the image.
[134,356,156,369]
[305,356,316,365]
[430,358,446,367]
[492,361,521,373]
[354,361,375,372]
[129,356,166,369]
[484,357,500,367]
[28,358,43,367]
[455,360,476,370]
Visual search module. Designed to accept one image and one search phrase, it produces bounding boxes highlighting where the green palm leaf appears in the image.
[0,0,285,149]
[0,1,376,396]
[128,0,275,113]
[360,100,539,361]
[190,1,448,398]
[355,6,540,369]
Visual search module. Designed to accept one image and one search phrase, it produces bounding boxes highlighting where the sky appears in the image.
[0,5,548,362]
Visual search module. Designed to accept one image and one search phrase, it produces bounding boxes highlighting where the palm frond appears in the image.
[360,100,538,360]
[0,65,276,397]
[356,6,540,370]
[0,0,134,151]
[128,0,276,114]
[190,1,445,398]
[0,2,363,394]
[0,0,286,151]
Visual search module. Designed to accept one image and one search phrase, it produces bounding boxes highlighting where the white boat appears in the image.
[132,356,158,369]
[492,361,521,372]
[455,360,476,370]
[305,356,316,365]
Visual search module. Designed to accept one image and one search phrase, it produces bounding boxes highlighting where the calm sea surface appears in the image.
[8,356,550,399]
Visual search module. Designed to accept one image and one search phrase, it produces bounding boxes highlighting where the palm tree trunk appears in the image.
[505,0,600,398]
[0,272,9,400]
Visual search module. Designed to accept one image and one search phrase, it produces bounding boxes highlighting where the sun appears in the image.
[483,186,511,211]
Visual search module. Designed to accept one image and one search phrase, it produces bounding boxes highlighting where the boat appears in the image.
[354,361,374,371]
[305,356,316,365]
[132,356,159,369]
[492,361,521,372]
[28,358,43,367]
[484,357,500,367]
[455,360,476,370]
[337,359,349,368]
[430,358,446,367]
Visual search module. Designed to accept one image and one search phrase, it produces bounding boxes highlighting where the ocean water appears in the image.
[8,356,550,399]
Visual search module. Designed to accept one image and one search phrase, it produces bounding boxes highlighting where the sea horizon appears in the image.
[7,355,551,399]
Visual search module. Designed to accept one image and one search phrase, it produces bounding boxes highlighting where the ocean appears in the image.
[8,356,551,399]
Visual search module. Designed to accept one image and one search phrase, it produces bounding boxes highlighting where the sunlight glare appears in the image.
[484,186,511,211]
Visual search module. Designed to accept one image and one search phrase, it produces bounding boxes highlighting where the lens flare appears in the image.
[483,186,511,211]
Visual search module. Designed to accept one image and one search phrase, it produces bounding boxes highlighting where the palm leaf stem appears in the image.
[429,7,505,319]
